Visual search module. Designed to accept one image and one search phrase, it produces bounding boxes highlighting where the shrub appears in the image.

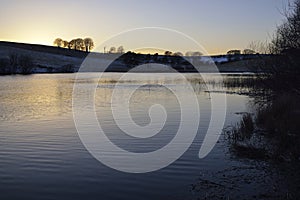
[227,113,254,142]
[255,94,300,160]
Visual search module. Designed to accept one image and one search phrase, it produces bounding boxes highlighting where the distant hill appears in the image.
[0,41,263,74]
[0,41,88,58]
[0,41,89,74]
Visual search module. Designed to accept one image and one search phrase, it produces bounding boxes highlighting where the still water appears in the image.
[0,73,263,200]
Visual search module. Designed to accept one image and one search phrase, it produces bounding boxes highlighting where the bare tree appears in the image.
[227,50,241,55]
[55,37,94,51]
[192,51,203,56]
[164,51,173,56]
[243,49,256,54]
[53,38,63,47]
[84,38,94,52]
[68,39,76,50]
[75,38,85,51]
[62,40,69,48]
[248,41,270,54]
[109,47,116,53]
[68,38,85,50]
[253,0,300,94]
[117,46,124,53]
[173,52,183,56]
[185,51,193,57]
[270,0,300,54]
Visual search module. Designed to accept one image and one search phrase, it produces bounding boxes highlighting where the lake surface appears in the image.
[0,73,283,199]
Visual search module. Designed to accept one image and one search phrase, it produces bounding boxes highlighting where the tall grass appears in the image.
[226,113,270,159]
[227,92,300,161]
[228,113,254,142]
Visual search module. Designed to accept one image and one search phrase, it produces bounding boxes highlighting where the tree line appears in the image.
[53,39,206,57]
[53,38,94,52]
[227,49,256,55]
[105,46,125,54]
[53,37,259,57]
[165,51,203,57]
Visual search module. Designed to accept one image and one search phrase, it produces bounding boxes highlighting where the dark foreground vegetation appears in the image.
[227,0,300,163]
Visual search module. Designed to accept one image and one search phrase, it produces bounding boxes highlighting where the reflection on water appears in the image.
[0,73,259,200]
[0,74,74,121]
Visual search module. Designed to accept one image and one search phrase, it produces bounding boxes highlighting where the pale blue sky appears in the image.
[0,0,287,54]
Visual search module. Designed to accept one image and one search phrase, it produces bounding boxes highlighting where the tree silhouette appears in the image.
[243,49,256,54]
[109,47,116,53]
[185,51,192,57]
[84,38,94,52]
[68,39,76,50]
[271,0,300,53]
[68,38,85,50]
[75,38,85,51]
[54,37,94,51]
[192,51,203,56]
[247,41,270,54]
[117,46,124,53]
[53,38,63,47]
[173,52,183,57]
[153,53,159,62]
[164,51,173,56]
[62,40,69,48]
[227,50,241,55]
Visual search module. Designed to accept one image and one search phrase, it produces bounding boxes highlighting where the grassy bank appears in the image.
[227,93,300,161]
[226,51,300,162]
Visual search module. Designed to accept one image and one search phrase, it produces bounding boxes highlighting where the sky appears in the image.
[0,0,288,55]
